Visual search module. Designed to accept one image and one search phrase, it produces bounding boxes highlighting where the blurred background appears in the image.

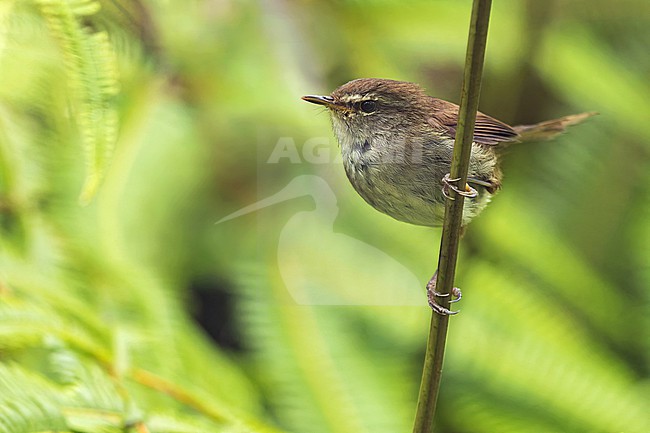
[0,0,649,432]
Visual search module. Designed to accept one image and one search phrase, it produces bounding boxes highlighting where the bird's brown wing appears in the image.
[426,98,518,146]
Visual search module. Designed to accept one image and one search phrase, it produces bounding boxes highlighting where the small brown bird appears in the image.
[302,78,594,313]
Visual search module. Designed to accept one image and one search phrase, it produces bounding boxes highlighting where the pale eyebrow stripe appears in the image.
[339,94,377,103]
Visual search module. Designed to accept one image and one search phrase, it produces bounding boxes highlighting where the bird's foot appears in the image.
[442,174,478,200]
[426,270,461,316]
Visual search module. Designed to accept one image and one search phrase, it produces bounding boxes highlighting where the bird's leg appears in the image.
[442,174,478,200]
[426,270,462,316]
[432,176,469,315]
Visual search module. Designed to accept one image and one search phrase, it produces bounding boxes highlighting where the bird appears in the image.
[302,78,595,314]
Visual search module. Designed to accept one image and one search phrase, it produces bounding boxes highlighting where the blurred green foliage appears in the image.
[0,0,648,432]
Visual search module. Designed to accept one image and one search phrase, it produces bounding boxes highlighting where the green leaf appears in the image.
[0,364,70,433]
[35,0,119,204]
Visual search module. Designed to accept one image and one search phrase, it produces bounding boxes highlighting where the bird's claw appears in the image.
[426,271,462,316]
[442,174,478,200]
[432,286,462,303]
[428,298,458,316]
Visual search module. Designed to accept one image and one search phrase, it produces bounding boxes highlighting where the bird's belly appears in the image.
[343,159,492,227]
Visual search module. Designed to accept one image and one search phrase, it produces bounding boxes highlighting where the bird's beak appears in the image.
[301,95,335,107]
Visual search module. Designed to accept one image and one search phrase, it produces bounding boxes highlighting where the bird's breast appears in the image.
[335,130,497,227]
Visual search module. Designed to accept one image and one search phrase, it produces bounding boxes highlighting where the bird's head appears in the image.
[302,78,431,140]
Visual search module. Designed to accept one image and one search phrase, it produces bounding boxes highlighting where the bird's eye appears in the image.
[359,100,377,113]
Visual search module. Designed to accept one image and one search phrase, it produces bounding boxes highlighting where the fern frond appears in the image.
[0,345,132,433]
[50,344,131,433]
[0,294,111,362]
[35,0,119,204]
[0,364,70,433]
[237,264,414,433]
[444,260,650,433]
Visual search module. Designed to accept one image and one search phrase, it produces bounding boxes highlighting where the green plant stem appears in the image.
[412,1,492,432]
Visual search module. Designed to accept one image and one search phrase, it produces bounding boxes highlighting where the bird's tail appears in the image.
[513,112,597,142]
